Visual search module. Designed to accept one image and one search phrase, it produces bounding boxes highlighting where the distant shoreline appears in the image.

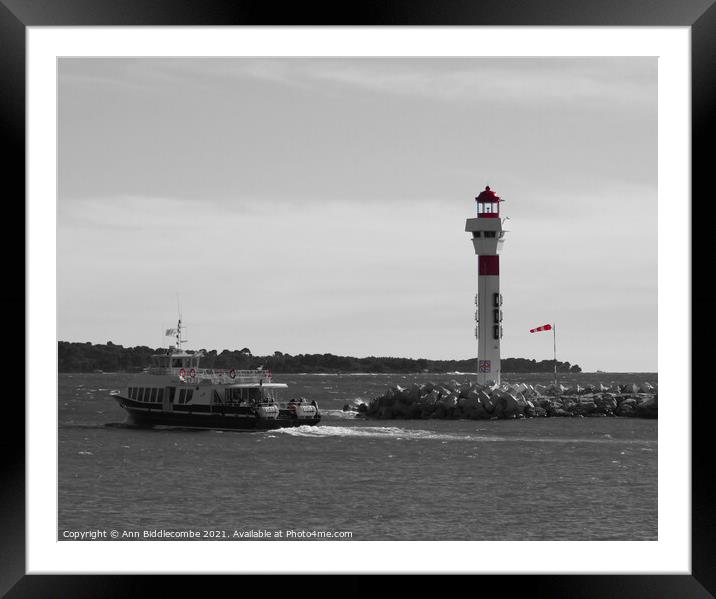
[60,370,658,377]
[58,340,586,374]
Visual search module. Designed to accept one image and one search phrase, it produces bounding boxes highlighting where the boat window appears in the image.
[171,358,183,368]
[186,390,193,403]
[178,389,186,404]
[157,388,164,403]
[150,388,157,402]
[168,387,176,403]
[138,388,145,402]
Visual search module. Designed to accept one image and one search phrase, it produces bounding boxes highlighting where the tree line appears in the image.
[58,341,581,374]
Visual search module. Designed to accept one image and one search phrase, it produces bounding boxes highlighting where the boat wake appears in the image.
[274,425,470,441]
[273,425,657,444]
[320,409,361,419]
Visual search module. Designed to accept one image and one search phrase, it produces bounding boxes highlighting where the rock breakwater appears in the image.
[361,380,657,420]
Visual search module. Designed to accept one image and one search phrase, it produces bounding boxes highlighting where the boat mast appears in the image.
[175,295,185,350]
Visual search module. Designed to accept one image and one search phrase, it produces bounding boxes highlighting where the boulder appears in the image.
[492,393,524,419]
[525,404,547,417]
[390,401,412,419]
[545,383,561,396]
[616,398,637,417]
[403,383,422,402]
[447,380,462,392]
[636,395,658,419]
[377,406,395,419]
[439,393,459,409]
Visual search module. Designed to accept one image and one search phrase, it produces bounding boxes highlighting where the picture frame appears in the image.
[7,0,713,595]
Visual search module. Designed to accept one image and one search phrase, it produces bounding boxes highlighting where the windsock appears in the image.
[530,324,552,333]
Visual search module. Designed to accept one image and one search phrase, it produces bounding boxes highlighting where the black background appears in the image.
[4,0,714,596]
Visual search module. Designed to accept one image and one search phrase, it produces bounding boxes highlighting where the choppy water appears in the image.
[59,372,657,540]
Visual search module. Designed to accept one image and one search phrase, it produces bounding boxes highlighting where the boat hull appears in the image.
[113,396,320,431]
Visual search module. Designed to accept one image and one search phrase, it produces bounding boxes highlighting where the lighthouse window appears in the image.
[474,231,482,238]
[477,203,484,214]
[484,231,496,238]
[483,203,492,214]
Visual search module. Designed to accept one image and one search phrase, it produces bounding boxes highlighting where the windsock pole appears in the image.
[553,322,557,387]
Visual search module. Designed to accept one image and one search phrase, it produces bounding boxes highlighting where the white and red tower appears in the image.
[465,186,507,385]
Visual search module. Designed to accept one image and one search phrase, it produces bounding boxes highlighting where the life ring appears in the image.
[189,368,196,378]
[229,369,236,379]
[179,368,186,378]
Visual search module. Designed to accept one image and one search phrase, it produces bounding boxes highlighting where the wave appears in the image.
[60,422,208,433]
[60,422,136,430]
[273,425,657,444]
[320,409,361,419]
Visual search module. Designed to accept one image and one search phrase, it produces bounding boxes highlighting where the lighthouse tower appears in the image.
[465,186,507,385]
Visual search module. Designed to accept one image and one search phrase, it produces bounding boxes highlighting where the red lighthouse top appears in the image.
[475,185,501,218]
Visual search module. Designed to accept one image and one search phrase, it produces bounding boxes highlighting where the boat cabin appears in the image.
[149,350,202,374]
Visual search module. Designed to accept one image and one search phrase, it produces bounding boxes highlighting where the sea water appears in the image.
[58,372,657,541]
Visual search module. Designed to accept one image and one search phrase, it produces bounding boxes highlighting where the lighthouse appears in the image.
[465,186,507,385]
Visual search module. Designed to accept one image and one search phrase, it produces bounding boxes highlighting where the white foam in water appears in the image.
[321,409,360,419]
[273,425,657,444]
[276,425,492,442]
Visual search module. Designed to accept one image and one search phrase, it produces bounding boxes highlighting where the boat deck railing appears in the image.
[146,367,272,384]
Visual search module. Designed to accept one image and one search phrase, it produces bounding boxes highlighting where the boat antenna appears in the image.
[176,294,184,350]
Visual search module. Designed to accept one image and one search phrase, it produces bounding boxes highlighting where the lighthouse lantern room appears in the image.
[465,186,508,385]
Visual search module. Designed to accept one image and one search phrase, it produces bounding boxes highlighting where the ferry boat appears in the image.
[110,319,320,430]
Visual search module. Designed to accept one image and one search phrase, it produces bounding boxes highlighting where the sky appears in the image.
[57,57,657,372]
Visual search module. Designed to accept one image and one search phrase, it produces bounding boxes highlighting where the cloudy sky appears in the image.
[58,57,657,372]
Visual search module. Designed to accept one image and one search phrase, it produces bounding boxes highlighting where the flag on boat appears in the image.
[165,328,177,336]
[530,324,552,333]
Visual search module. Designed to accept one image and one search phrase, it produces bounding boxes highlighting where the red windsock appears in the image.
[530,324,552,333]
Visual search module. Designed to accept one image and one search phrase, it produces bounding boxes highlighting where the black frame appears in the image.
[7,0,714,596]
